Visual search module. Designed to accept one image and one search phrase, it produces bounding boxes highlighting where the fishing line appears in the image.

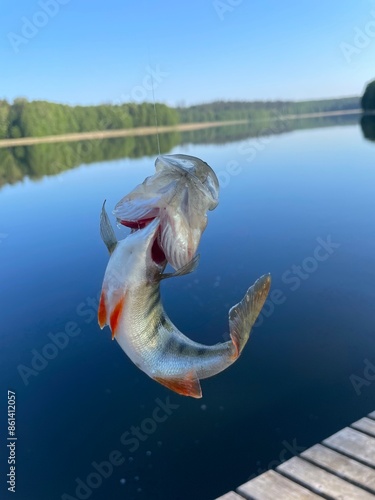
[151,72,161,156]
[147,46,161,156]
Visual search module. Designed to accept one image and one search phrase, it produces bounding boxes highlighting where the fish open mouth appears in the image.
[119,217,154,230]
[151,231,166,264]
[120,217,166,265]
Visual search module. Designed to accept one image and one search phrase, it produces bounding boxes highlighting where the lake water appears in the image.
[1,116,375,500]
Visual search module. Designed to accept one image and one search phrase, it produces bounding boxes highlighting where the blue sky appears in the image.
[1,0,375,106]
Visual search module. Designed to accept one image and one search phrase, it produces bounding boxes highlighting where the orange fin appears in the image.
[229,274,271,359]
[230,333,240,360]
[154,372,202,399]
[109,294,126,339]
[98,291,107,329]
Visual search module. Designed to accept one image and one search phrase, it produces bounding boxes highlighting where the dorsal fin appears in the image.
[100,201,117,254]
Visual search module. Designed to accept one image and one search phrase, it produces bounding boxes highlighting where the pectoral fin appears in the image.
[154,372,202,398]
[156,255,200,282]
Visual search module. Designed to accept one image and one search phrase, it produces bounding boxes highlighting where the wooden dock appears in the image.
[216,411,375,499]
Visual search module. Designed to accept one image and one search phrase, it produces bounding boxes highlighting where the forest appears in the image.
[360,79,375,142]
[177,97,359,123]
[0,92,368,187]
[361,79,375,111]
[0,96,360,140]
[0,100,179,140]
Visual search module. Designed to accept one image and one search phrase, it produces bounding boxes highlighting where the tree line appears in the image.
[0,99,179,140]
[0,96,361,140]
[361,79,375,142]
[361,79,375,112]
[177,97,359,123]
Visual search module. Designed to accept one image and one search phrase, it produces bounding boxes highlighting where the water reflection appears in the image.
[0,114,359,188]
[2,116,375,500]
[0,132,180,187]
[360,114,375,142]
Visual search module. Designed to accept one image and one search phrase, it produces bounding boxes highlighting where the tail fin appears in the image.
[229,274,271,358]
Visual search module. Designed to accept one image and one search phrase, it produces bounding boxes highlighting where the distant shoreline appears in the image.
[279,108,362,119]
[0,109,364,148]
[0,120,248,148]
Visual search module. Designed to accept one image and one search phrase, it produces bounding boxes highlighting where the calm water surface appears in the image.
[1,118,375,500]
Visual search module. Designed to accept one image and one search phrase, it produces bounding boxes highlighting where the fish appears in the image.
[113,154,220,270]
[98,204,271,398]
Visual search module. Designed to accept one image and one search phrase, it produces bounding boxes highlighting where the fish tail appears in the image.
[229,274,271,358]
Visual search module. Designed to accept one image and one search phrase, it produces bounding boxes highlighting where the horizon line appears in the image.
[0,94,360,108]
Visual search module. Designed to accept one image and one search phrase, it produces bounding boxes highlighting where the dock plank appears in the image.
[236,469,322,499]
[301,444,375,493]
[323,427,375,467]
[277,456,374,499]
[215,411,375,500]
[352,417,375,437]
[215,492,245,500]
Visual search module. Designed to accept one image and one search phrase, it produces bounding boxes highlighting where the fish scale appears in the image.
[98,207,271,398]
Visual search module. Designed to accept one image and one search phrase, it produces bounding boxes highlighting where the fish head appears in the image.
[99,217,164,332]
[123,217,166,279]
[103,218,164,297]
